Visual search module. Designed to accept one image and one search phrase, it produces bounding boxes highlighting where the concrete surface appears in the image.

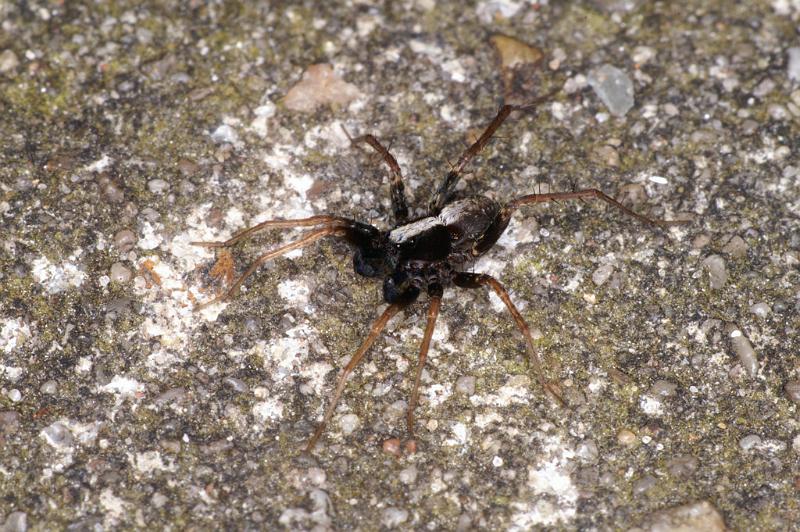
[1,1,799,530]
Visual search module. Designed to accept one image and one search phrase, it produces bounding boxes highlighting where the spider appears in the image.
[192,94,684,452]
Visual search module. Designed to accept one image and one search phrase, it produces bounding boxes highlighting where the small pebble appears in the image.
[640,501,725,532]
[338,413,360,435]
[692,234,711,249]
[40,380,57,394]
[749,302,770,318]
[667,454,699,478]
[109,262,132,283]
[649,380,678,397]
[593,145,620,167]
[784,380,800,404]
[383,400,407,422]
[0,411,20,434]
[721,235,747,258]
[633,474,657,495]
[617,429,637,446]
[702,255,728,289]
[283,64,361,113]
[787,48,800,82]
[490,34,543,70]
[727,326,758,377]
[147,179,170,194]
[576,440,599,463]
[588,64,635,117]
[739,434,762,451]
[7,389,21,402]
[399,465,418,484]
[113,229,137,252]
[0,50,20,73]
[1,512,26,532]
[223,377,248,393]
[455,375,476,395]
[41,421,73,448]
[210,124,239,145]
[592,263,615,286]
[382,507,409,528]
[382,438,402,457]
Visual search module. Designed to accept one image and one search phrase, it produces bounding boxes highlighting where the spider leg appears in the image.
[342,126,410,224]
[306,302,407,452]
[191,214,356,248]
[428,105,513,215]
[428,92,555,215]
[407,287,442,439]
[507,188,688,228]
[195,226,348,309]
[453,272,565,406]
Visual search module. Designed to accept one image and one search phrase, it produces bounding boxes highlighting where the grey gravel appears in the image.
[113,229,137,252]
[41,422,73,449]
[784,380,800,404]
[649,380,678,397]
[720,235,747,258]
[0,50,19,73]
[727,325,758,377]
[1,512,27,532]
[738,434,762,452]
[788,47,800,82]
[702,255,728,289]
[381,507,409,528]
[635,500,725,532]
[749,302,770,318]
[592,263,615,286]
[588,64,635,117]
[147,179,170,194]
[109,262,132,283]
[454,375,476,395]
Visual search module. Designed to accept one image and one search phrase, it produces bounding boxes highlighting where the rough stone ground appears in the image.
[1,1,799,530]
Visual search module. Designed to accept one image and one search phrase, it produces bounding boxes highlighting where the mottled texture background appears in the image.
[1,1,799,530]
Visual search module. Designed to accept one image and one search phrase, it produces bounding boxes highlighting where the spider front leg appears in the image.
[453,272,565,406]
[342,127,410,224]
[428,92,555,215]
[191,215,380,309]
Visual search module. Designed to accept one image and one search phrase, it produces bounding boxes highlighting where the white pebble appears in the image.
[147,179,170,194]
[729,327,758,377]
[588,64,635,117]
[749,302,770,318]
[739,434,761,451]
[109,262,132,283]
[455,375,476,395]
[382,507,409,528]
[702,255,728,289]
[339,413,360,435]
[592,263,615,286]
[788,47,800,82]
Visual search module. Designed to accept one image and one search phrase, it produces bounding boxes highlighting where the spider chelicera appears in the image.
[193,95,684,451]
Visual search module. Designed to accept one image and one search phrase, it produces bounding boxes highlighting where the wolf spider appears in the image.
[193,95,684,451]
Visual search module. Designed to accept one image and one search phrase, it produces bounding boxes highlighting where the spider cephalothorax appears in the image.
[194,98,684,451]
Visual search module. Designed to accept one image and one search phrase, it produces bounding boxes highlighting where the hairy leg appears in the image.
[453,272,564,405]
[507,188,688,229]
[428,93,555,215]
[343,127,410,224]
[306,303,407,451]
[407,288,442,438]
[191,214,360,248]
